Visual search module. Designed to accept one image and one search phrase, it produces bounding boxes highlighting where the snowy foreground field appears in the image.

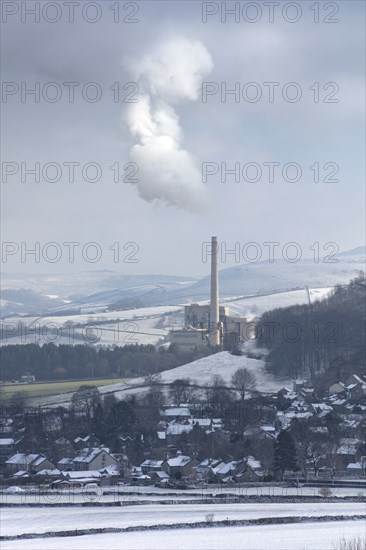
[2,502,365,537]
[2,521,365,550]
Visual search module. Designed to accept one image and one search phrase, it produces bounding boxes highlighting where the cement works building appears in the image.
[169,237,248,351]
[169,303,247,351]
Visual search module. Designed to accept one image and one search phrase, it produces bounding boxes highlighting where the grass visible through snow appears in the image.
[0,378,130,400]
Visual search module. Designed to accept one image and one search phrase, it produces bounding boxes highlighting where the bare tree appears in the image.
[144,372,161,386]
[144,373,165,409]
[71,385,101,421]
[169,378,192,404]
[231,368,256,400]
[8,391,29,414]
[206,375,234,415]
[307,440,327,477]
[324,439,338,479]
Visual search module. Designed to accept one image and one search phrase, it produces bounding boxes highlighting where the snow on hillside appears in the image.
[38,349,290,407]
[224,288,333,320]
[36,350,281,407]
[1,247,363,315]
[141,351,277,389]
[0,272,195,316]
[152,251,365,305]
[1,304,182,327]
[0,305,182,348]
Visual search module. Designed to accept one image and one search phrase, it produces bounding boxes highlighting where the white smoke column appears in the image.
[123,38,213,210]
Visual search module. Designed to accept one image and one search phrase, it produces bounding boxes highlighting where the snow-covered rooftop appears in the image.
[6,453,39,465]
[167,455,193,467]
[0,438,14,445]
[73,447,110,463]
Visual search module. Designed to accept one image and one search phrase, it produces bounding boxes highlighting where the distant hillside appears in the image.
[256,275,366,380]
[0,272,195,317]
[1,246,364,316]
[158,248,365,304]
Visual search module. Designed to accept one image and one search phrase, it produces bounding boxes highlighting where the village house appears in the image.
[74,434,100,450]
[336,438,362,469]
[329,381,347,395]
[35,468,62,482]
[159,406,191,421]
[6,453,55,475]
[346,461,366,477]
[20,375,35,383]
[53,465,121,488]
[260,425,277,439]
[0,438,16,458]
[166,453,199,478]
[194,458,225,482]
[140,459,168,475]
[98,465,121,486]
[72,447,117,471]
[241,456,265,481]
[0,419,14,441]
[293,380,308,392]
[59,470,102,487]
[346,374,366,387]
[310,403,333,418]
[57,457,74,471]
[346,383,366,402]
[338,415,365,439]
[118,432,143,451]
[212,459,247,483]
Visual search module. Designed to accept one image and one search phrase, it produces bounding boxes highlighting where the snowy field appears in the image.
[1,485,363,505]
[1,502,365,538]
[2,521,365,550]
[1,305,182,327]
[0,305,182,348]
[225,288,333,320]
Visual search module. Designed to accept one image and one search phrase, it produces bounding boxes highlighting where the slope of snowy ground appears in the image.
[100,349,289,401]
[2,521,365,550]
[2,503,365,537]
[224,288,333,320]
[38,350,289,406]
[142,351,281,389]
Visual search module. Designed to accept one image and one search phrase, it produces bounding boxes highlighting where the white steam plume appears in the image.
[123,38,213,210]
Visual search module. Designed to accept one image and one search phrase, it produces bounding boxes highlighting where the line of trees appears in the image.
[0,342,213,382]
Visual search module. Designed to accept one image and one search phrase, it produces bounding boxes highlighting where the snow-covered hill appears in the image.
[0,272,195,317]
[1,246,363,316]
[36,347,290,408]
[154,251,365,305]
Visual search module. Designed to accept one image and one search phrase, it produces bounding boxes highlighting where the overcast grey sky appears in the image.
[1,1,365,277]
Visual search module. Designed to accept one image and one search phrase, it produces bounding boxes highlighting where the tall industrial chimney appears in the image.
[209,236,220,346]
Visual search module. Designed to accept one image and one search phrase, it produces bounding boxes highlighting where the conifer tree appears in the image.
[274,429,298,479]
